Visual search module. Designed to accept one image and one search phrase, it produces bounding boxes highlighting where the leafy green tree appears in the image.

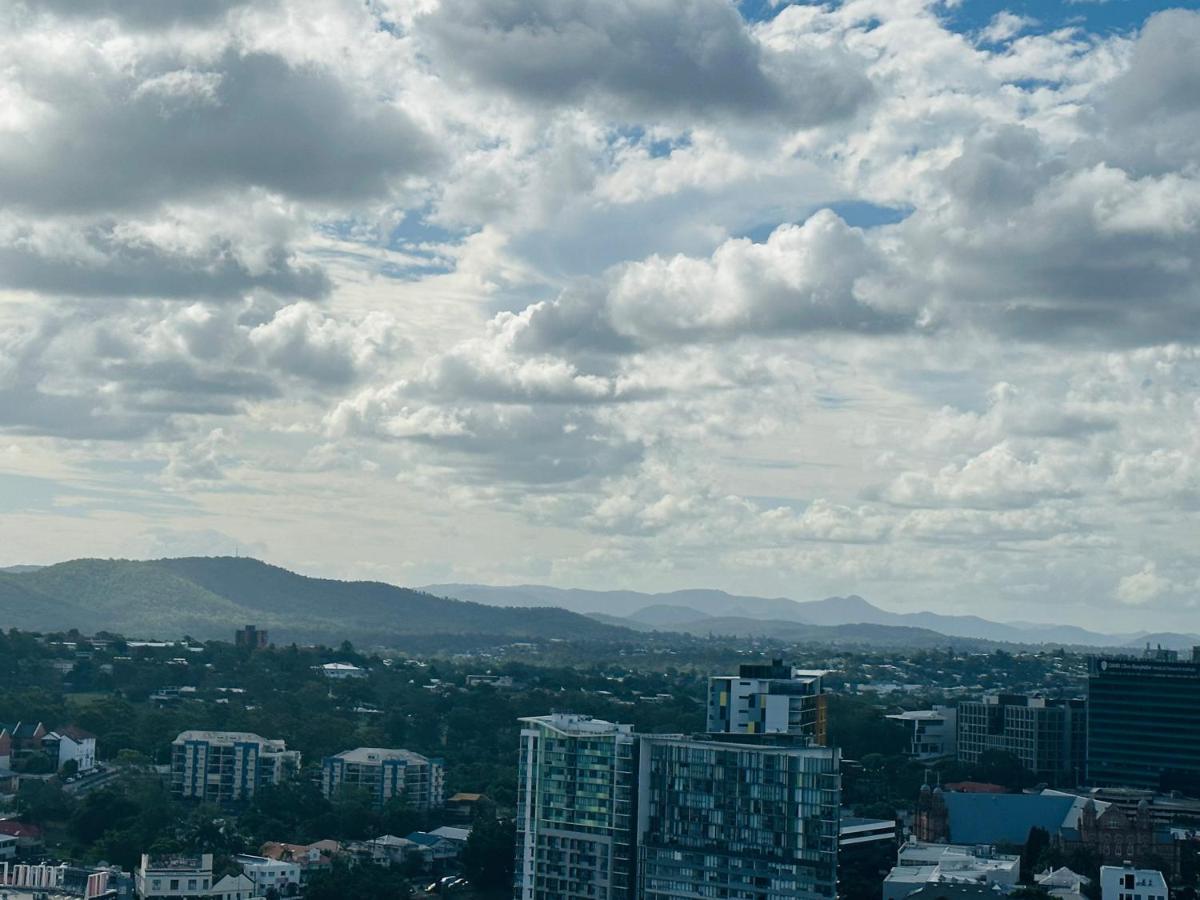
[305,862,409,900]
[1022,827,1052,883]
[462,817,516,891]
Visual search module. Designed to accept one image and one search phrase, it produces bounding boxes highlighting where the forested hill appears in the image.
[0,557,630,645]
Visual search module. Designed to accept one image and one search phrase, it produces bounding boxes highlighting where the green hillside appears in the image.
[0,557,631,645]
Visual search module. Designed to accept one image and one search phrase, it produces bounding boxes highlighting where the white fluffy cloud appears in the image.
[1,0,1199,629]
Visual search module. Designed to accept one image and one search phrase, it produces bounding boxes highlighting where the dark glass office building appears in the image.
[1088,654,1200,792]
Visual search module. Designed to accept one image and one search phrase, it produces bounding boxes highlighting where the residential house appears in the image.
[445,792,486,822]
[405,831,461,866]
[0,820,45,857]
[366,834,422,867]
[0,723,47,768]
[232,854,299,898]
[43,726,98,773]
[257,840,340,888]
[211,873,256,900]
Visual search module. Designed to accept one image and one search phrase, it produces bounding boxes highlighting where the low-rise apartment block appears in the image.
[321,747,444,809]
[170,731,300,804]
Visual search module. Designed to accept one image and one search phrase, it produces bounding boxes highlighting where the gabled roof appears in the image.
[0,820,44,839]
[405,831,452,848]
[213,873,254,890]
[56,724,97,742]
[429,826,470,842]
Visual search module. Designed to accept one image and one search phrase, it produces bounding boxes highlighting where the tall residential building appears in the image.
[636,734,841,900]
[321,747,445,810]
[1089,653,1200,792]
[956,694,1085,783]
[170,731,300,803]
[706,659,828,744]
[514,714,637,900]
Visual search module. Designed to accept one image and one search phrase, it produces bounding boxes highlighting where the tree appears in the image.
[462,817,516,891]
[974,750,1035,791]
[305,862,409,900]
[1022,827,1052,883]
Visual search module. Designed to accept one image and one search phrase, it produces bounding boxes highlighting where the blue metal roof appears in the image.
[944,793,1077,845]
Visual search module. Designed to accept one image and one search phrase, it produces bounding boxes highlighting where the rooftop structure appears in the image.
[883,841,1020,900]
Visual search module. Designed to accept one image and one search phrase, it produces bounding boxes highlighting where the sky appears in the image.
[1,0,1199,631]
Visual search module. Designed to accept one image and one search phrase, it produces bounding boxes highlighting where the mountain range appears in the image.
[0,557,628,645]
[1,558,1194,651]
[424,583,1198,650]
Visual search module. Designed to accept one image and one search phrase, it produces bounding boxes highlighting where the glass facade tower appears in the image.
[636,735,840,900]
[515,714,637,900]
[1088,654,1200,792]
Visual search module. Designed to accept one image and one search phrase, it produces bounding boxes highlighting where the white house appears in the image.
[1100,865,1168,900]
[43,726,97,772]
[367,834,422,866]
[212,873,258,900]
[233,854,301,897]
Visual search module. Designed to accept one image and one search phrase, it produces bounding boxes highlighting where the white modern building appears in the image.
[232,853,299,897]
[171,731,300,804]
[886,707,957,760]
[315,663,367,679]
[136,853,214,899]
[883,842,1020,900]
[706,659,828,742]
[321,747,445,809]
[1100,865,1168,900]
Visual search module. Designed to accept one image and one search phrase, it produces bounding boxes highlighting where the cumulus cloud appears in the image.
[3,0,1200,628]
[506,209,915,357]
[417,0,872,124]
[0,50,436,214]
